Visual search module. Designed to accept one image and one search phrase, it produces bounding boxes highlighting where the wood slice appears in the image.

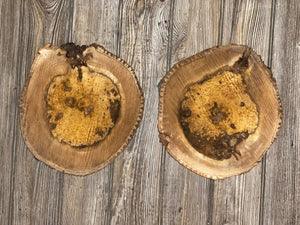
[158,45,282,179]
[20,43,144,175]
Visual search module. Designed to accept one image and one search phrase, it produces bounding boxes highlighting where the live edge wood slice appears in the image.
[158,45,282,179]
[20,43,144,175]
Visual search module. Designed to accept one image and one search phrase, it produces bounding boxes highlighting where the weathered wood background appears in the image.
[0,0,299,224]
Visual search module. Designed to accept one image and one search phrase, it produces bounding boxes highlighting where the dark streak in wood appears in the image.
[206,181,215,225]
[57,173,64,225]
[116,0,124,56]
[218,0,225,45]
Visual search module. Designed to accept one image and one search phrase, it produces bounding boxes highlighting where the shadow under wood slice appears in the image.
[20,43,144,175]
[158,45,282,179]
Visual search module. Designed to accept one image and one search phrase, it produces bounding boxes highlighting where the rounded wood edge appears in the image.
[20,44,144,175]
[164,145,260,180]
[247,50,283,164]
[158,44,283,179]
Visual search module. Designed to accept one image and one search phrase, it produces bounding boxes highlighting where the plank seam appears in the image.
[217,0,225,45]
[68,0,74,42]
[50,0,64,44]
[108,0,123,223]
[8,0,25,223]
[230,0,239,43]
[207,1,225,224]
[57,173,64,225]
[158,0,175,224]
[259,0,277,224]
[116,0,124,56]
[56,1,75,222]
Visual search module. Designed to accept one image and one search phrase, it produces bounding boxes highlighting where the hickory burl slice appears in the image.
[20,43,144,175]
[159,45,282,179]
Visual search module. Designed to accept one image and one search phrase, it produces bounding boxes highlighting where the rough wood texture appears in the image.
[0,0,298,224]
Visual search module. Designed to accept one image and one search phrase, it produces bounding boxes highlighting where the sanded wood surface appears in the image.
[0,0,299,224]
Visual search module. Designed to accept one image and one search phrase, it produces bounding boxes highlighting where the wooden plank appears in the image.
[109,0,172,224]
[0,0,72,224]
[262,0,300,224]
[211,1,274,224]
[0,1,24,224]
[21,1,74,223]
[161,1,222,224]
[59,1,120,225]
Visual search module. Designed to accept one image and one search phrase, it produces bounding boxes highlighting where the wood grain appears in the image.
[263,0,300,224]
[0,0,299,224]
[1,1,70,224]
[110,1,172,224]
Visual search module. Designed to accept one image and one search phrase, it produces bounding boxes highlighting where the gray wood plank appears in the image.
[161,1,222,225]
[59,1,120,225]
[212,1,274,225]
[0,2,24,224]
[14,0,73,223]
[109,0,172,224]
[262,0,300,224]
[0,0,71,224]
